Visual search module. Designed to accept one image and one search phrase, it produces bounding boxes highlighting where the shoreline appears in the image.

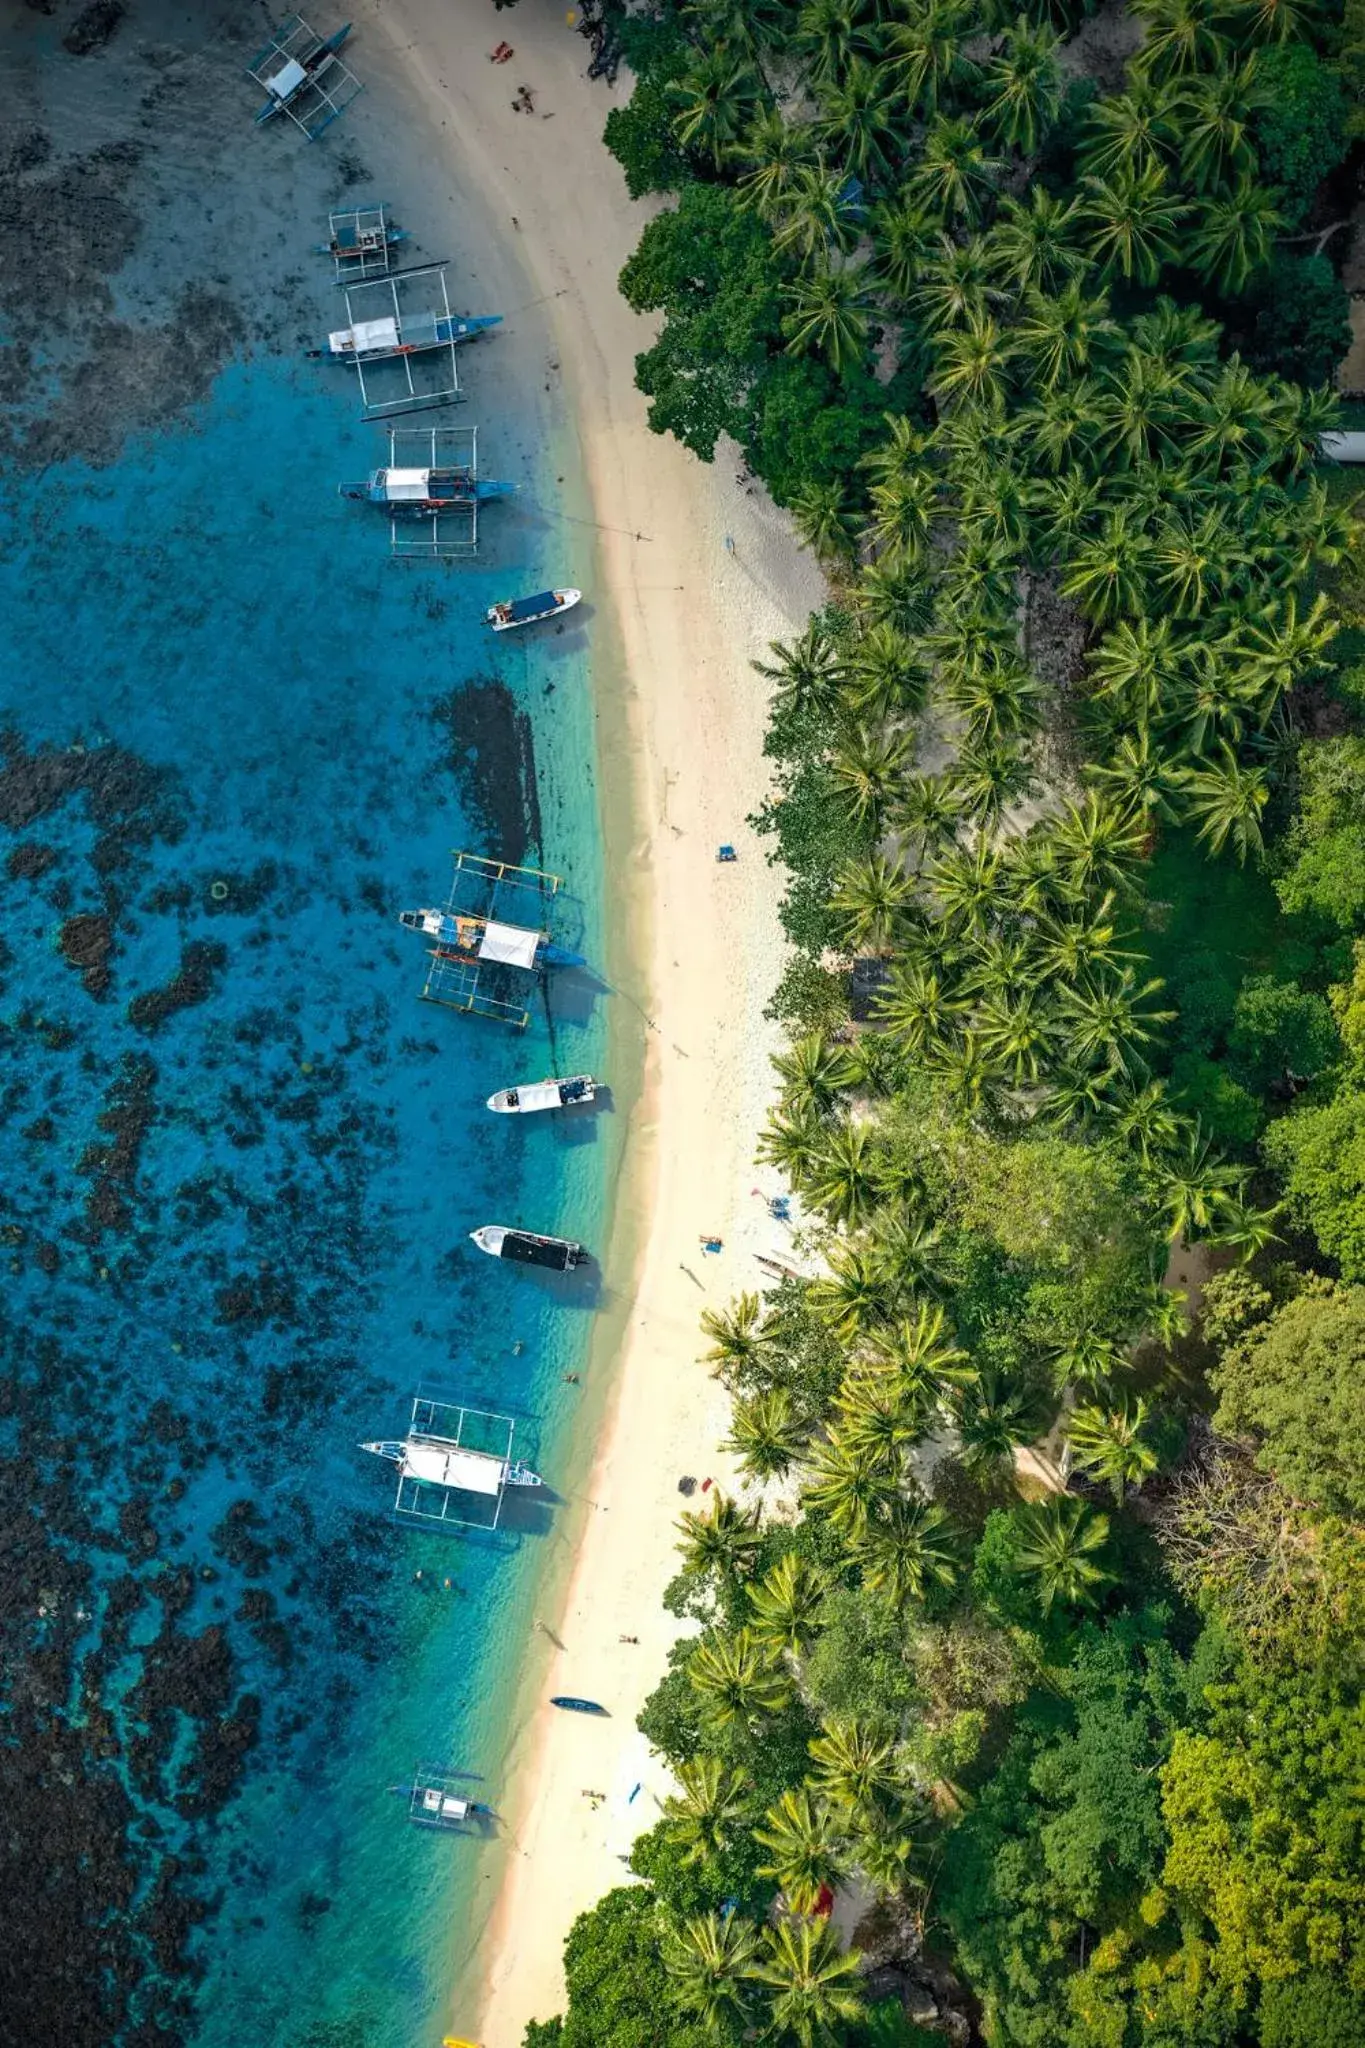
[361,2,827,2038]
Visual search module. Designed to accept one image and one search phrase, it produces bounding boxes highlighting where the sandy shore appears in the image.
[358,1,824,2037]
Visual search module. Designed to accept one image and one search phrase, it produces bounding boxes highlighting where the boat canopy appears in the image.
[331,315,401,355]
[507,590,559,623]
[479,920,540,969]
[266,55,308,99]
[404,1436,503,1498]
[377,468,439,501]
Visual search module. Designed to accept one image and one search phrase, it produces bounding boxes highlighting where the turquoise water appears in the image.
[0,58,614,2044]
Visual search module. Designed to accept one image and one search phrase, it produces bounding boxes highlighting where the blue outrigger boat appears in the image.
[246,15,362,139]
[322,309,501,364]
[341,427,513,559]
[316,204,408,283]
[400,852,585,1028]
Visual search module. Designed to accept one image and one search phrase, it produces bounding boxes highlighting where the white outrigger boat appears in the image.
[487,1074,596,1115]
[486,588,581,633]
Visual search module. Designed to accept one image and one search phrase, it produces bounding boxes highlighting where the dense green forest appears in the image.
[527,0,1365,2042]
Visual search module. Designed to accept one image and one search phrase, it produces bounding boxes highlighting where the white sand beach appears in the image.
[356,1,825,2039]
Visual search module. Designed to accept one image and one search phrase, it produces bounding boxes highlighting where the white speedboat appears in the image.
[487,1074,596,1115]
[486,587,581,632]
[471,1225,585,1272]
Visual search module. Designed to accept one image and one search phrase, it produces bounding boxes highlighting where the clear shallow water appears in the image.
[0,52,614,2043]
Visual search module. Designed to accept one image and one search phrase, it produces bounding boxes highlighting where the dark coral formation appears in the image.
[430,676,543,867]
[128,939,226,1032]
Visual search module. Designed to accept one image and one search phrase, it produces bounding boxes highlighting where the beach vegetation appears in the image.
[532,0,1365,2035]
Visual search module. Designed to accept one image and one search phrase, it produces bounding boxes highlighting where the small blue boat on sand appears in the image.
[551,1697,608,1715]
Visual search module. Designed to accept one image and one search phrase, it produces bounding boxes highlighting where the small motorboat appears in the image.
[550,1696,608,1715]
[471,1225,586,1272]
[486,588,581,633]
[487,1074,596,1115]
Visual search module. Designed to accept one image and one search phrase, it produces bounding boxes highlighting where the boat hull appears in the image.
[486,1075,596,1114]
[471,1225,585,1271]
[487,588,582,633]
[550,1696,608,1715]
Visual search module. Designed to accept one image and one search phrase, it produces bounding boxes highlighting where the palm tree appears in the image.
[975,987,1060,1086]
[773,1031,858,1116]
[830,725,914,831]
[1045,794,1149,898]
[1175,742,1270,863]
[1158,1122,1245,1242]
[701,1291,774,1382]
[857,1495,960,1608]
[1049,1324,1125,1397]
[926,840,1002,936]
[1173,60,1261,192]
[749,1551,829,1654]
[783,260,873,375]
[914,233,994,336]
[925,1028,1004,1119]
[689,1626,792,1729]
[808,1238,895,1340]
[984,186,1085,294]
[1015,281,1118,393]
[1030,892,1134,982]
[1132,0,1228,81]
[794,0,879,90]
[727,1387,808,1482]
[664,1911,760,2034]
[671,49,763,168]
[870,193,936,301]
[911,115,1004,226]
[1081,164,1186,284]
[814,57,906,185]
[831,852,915,955]
[746,1919,866,2048]
[1188,175,1281,296]
[954,1371,1047,1476]
[677,1491,764,1584]
[931,312,1017,411]
[809,1716,902,1818]
[758,1102,826,1187]
[1078,81,1178,182]
[1059,506,1155,624]
[885,0,979,116]
[867,1302,975,1401]
[890,774,959,866]
[1106,1076,1183,1165]
[754,622,846,724]
[806,1120,882,1228]
[737,106,820,217]
[1086,728,1181,827]
[950,737,1035,834]
[981,16,1062,154]
[663,1756,751,1867]
[1086,614,1184,723]
[1056,967,1175,1075]
[772,162,861,263]
[789,480,861,566]
[845,622,930,718]
[1229,591,1337,707]
[1013,1494,1113,1613]
[802,1432,898,1541]
[1066,1396,1159,1505]
[837,1377,922,1465]
[754,1786,844,1914]
[1206,1194,1284,1259]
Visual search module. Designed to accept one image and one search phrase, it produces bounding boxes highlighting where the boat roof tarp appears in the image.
[479,920,540,969]
[1322,432,1365,464]
[332,315,400,354]
[507,591,558,623]
[404,1438,503,1497]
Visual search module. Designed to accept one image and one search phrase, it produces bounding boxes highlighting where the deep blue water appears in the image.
[0,141,613,2048]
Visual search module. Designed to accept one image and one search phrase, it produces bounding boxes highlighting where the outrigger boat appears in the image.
[246,15,362,139]
[342,429,513,558]
[471,1225,586,1272]
[316,204,407,281]
[486,588,581,633]
[321,309,501,364]
[400,907,582,972]
[402,1770,495,1832]
[362,1394,541,1531]
[487,1074,596,1115]
[402,852,585,1025]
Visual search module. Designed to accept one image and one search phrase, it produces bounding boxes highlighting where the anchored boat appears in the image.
[400,907,583,973]
[486,588,581,633]
[316,204,407,281]
[246,15,362,139]
[323,309,501,364]
[487,1074,596,1115]
[343,464,515,513]
[471,1225,585,1272]
[404,1769,494,1832]
[400,852,586,1026]
[361,1394,541,1531]
[342,428,513,559]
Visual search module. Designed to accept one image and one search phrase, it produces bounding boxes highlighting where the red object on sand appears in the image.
[701,1477,713,1492]
[489,42,513,61]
